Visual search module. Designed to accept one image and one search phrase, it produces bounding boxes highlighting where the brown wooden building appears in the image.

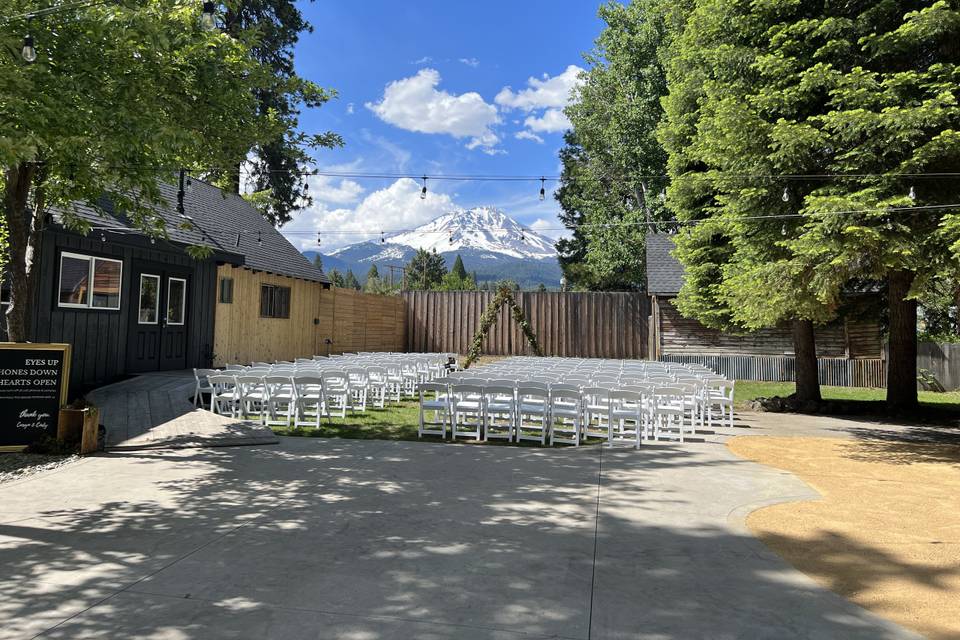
[645,234,885,385]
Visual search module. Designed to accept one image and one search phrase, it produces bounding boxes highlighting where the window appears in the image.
[58,252,122,310]
[138,274,160,324]
[219,277,233,304]
[260,284,290,318]
[167,278,186,325]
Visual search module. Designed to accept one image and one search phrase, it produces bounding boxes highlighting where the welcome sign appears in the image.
[0,344,71,449]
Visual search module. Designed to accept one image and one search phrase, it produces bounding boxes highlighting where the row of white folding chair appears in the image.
[418,381,701,446]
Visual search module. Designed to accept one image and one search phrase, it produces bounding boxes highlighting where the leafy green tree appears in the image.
[223,0,342,225]
[344,270,361,290]
[405,248,447,290]
[328,269,345,288]
[660,0,960,410]
[537,283,548,292]
[451,254,467,280]
[435,271,477,291]
[558,0,679,291]
[0,0,284,341]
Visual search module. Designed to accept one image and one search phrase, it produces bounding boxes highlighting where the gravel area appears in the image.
[0,453,80,486]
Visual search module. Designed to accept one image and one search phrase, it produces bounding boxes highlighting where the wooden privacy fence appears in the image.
[403,291,650,359]
[917,342,960,390]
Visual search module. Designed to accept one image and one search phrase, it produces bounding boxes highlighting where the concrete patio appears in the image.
[0,435,919,639]
[87,371,278,450]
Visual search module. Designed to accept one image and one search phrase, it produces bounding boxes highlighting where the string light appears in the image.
[781,223,787,236]
[539,177,546,201]
[317,231,321,246]
[235,232,241,247]
[420,176,428,200]
[257,230,262,247]
[380,231,385,244]
[100,232,106,242]
[200,1,217,30]
[782,187,790,202]
[909,185,916,201]
[21,33,36,63]
[659,190,667,203]
[521,228,526,243]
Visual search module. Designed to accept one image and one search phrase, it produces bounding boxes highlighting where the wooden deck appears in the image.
[88,371,278,450]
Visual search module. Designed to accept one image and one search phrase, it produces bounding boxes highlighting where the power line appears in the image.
[0,0,111,25]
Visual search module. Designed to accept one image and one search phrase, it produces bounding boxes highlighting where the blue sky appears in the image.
[281,0,606,251]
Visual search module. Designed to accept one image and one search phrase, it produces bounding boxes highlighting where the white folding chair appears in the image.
[549,384,582,446]
[451,383,484,441]
[581,386,611,440]
[705,379,735,428]
[263,375,296,427]
[347,367,369,413]
[293,374,326,428]
[209,374,240,417]
[321,370,350,419]
[193,368,217,408]
[483,384,517,442]
[237,375,268,423]
[516,384,550,445]
[609,389,645,448]
[418,382,451,439]
[653,386,686,442]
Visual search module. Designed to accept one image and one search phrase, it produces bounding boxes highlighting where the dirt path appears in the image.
[728,436,960,640]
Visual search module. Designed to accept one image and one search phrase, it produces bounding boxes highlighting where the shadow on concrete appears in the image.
[0,440,917,639]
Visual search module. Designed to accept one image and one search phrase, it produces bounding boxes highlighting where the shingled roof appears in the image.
[53,179,329,284]
[645,233,685,295]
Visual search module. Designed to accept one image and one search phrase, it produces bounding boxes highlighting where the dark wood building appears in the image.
[645,234,885,385]
[3,180,328,394]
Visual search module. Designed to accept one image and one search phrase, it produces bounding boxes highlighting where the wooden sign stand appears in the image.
[0,343,72,452]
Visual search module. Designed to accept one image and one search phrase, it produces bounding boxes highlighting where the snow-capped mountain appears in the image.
[304,207,562,289]
[378,207,555,259]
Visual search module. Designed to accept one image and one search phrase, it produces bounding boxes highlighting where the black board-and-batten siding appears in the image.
[27,229,219,393]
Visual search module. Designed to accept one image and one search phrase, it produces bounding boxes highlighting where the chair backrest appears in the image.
[208,374,236,388]
[322,370,348,386]
[418,382,448,395]
[550,384,581,402]
[484,385,516,398]
[609,389,642,406]
[517,385,548,400]
[451,384,484,396]
[226,364,245,370]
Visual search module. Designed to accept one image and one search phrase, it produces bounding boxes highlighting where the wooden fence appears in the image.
[661,354,887,388]
[917,342,960,390]
[403,291,650,359]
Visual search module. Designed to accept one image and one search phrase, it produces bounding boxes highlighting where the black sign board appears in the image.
[0,344,71,449]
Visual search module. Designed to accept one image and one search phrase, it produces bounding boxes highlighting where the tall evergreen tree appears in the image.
[405,249,447,290]
[451,255,467,280]
[660,0,960,410]
[312,254,323,270]
[344,270,361,290]
[222,0,342,225]
[366,264,380,281]
[558,0,679,291]
[328,269,345,288]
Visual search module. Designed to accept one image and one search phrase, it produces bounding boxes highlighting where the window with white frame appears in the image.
[58,252,122,310]
[167,277,186,325]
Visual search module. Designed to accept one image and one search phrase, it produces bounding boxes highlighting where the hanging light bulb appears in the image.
[186,177,193,193]
[420,176,428,200]
[781,223,787,236]
[150,236,156,245]
[100,232,106,242]
[235,232,241,247]
[21,34,36,63]
[658,189,667,203]
[782,187,790,202]
[257,230,262,247]
[200,1,217,31]
[380,230,385,244]
[449,228,454,245]
[539,177,546,201]
[521,228,526,243]
[317,231,322,246]
[909,185,916,201]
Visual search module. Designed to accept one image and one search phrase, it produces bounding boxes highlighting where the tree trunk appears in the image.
[793,318,821,403]
[887,269,919,411]
[3,164,38,343]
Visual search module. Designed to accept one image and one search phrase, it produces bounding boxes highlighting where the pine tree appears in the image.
[660,0,960,410]
[328,269,345,288]
[405,249,447,290]
[344,270,361,291]
[312,254,323,270]
[451,255,467,280]
[366,264,380,281]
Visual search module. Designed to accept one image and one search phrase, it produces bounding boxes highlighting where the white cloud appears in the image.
[308,175,364,205]
[410,56,433,65]
[530,217,570,241]
[458,57,480,68]
[284,178,457,251]
[514,130,544,144]
[495,65,584,112]
[366,68,501,152]
[346,102,354,115]
[523,108,571,133]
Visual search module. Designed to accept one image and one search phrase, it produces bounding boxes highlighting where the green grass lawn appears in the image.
[270,383,960,442]
[735,380,960,424]
[270,399,608,445]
